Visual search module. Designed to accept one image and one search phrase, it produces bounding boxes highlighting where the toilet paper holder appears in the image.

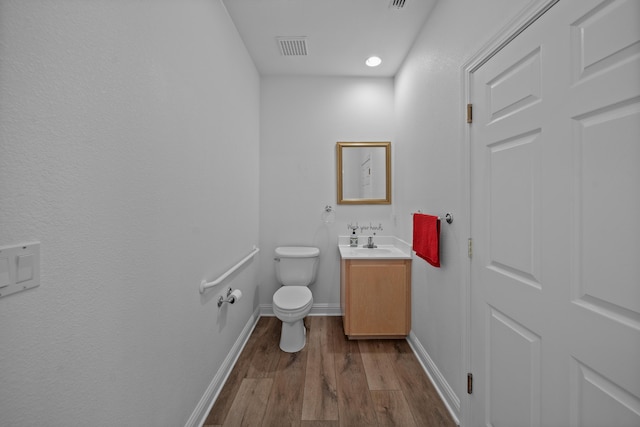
[218,287,241,307]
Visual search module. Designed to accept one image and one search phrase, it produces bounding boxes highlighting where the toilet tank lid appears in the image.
[275,246,320,258]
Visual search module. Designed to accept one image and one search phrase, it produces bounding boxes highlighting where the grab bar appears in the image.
[200,246,260,294]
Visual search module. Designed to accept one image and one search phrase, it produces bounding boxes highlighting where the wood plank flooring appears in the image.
[204,316,457,427]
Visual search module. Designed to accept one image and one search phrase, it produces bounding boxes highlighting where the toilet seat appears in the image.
[273,287,312,314]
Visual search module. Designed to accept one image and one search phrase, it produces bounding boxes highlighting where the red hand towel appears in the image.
[413,213,441,267]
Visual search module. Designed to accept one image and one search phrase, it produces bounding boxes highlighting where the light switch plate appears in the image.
[0,242,40,298]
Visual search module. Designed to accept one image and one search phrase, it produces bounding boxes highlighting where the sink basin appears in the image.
[338,244,411,259]
[351,247,393,254]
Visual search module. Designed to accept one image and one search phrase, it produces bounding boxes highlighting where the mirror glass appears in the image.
[337,142,391,205]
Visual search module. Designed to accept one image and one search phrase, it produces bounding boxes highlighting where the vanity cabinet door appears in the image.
[341,259,411,338]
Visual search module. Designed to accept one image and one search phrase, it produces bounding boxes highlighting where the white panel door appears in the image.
[470,0,640,426]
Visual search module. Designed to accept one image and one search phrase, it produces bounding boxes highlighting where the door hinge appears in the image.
[466,103,473,123]
[467,372,473,394]
[468,238,473,258]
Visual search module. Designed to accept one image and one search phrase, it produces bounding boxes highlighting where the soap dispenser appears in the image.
[349,226,359,247]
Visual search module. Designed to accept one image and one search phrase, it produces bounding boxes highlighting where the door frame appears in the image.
[459,1,559,425]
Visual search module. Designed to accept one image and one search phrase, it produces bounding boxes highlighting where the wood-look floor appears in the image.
[204,316,457,427]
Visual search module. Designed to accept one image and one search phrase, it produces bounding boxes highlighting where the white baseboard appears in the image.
[260,302,342,317]
[407,331,461,425]
[184,307,261,427]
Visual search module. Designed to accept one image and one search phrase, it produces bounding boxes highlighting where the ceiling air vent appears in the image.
[277,37,308,56]
[389,0,406,8]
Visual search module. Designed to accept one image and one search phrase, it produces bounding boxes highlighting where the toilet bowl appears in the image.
[273,287,313,352]
[272,246,319,353]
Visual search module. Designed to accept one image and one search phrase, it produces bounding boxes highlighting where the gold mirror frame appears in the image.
[336,141,391,205]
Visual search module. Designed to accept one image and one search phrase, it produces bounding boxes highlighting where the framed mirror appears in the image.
[336,141,391,205]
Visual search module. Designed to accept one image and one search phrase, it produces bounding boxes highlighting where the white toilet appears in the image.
[272,246,319,353]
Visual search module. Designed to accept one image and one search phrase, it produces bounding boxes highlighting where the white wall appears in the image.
[0,1,259,426]
[394,0,530,418]
[259,76,395,312]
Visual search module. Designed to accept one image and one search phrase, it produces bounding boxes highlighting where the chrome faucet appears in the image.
[363,234,377,249]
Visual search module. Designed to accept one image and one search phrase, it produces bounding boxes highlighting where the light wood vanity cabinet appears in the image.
[340,258,411,339]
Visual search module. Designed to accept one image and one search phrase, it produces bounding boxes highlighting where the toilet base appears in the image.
[279,318,307,353]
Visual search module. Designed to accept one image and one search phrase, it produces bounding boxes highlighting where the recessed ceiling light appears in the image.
[365,56,382,67]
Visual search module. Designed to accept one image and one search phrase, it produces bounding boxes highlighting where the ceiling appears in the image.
[222,0,438,77]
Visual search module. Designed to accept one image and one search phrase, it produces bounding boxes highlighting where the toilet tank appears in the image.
[275,246,320,286]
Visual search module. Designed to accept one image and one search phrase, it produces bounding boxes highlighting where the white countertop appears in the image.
[338,236,412,260]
